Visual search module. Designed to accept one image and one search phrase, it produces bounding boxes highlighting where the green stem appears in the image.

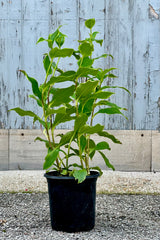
[78,133,84,169]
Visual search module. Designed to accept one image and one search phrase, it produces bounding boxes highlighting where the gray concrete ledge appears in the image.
[0,170,160,194]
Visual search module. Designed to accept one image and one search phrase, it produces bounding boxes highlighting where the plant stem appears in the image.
[78,133,84,169]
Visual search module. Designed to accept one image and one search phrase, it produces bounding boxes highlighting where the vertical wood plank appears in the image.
[0,0,160,130]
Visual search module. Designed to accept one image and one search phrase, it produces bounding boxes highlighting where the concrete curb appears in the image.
[0,170,160,194]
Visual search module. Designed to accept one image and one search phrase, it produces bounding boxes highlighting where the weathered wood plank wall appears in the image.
[0,0,160,130]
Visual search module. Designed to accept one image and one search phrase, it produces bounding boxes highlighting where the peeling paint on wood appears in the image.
[0,0,160,130]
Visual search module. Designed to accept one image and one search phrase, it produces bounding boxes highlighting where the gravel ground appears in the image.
[0,193,160,240]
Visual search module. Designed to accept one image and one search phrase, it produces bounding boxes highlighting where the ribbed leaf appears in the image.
[45,107,66,119]
[98,150,115,170]
[43,148,59,170]
[20,70,41,100]
[43,55,52,74]
[79,124,104,135]
[95,141,111,150]
[76,80,98,100]
[44,72,76,90]
[101,86,131,95]
[59,131,74,146]
[95,100,127,110]
[88,139,96,159]
[98,131,122,144]
[9,107,38,118]
[49,47,74,58]
[95,39,103,46]
[105,73,117,78]
[93,91,114,99]
[74,114,88,132]
[34,137,49,144]
[85,18,95,29]
[55,32,66,48]
[96,107,124,115]
[36,37,45,44]
[76,67,98,78]
[53,113,75,127]
[94,54,110,60]
[50,85,75,107]
[78,57,94,67]
[78,42,94,57]
[80,135,87,153]
[73,169,88,183]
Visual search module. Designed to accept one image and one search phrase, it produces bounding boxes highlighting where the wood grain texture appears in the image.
[0,0,160,130]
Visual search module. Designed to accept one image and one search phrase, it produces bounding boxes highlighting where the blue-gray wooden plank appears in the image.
[0,0,160,130]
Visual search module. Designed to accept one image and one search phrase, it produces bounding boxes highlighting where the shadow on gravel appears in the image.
[0,193,160,240]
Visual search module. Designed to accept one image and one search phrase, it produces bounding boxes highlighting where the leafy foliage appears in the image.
[10,19,129,183]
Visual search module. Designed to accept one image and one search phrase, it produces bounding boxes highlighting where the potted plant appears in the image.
[10,18,129,232]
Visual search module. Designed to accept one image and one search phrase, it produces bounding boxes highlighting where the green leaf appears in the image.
[91,31,99,38]
[69,163,83,169]
[43,55,52,75]
[29,95,42,107]
[85,18,95,29]
[43,148,59,170]
[98,131,122,144]
[9,107,38,118]
[36,37,45,44]
[101,86,131,95]
[45,107,66,119]
[105,73,117,78]
[72,51,80,60]
[78,57,94,67]
[95,141,111,150]
[34,137,49,144]
[61,169,68,176]
[55,32,66,47]
[67,146,79,155]
[49,29,59,42]
[20,70,41,100]
[44,72,76,90]
[76,80,99,100]
[49,47,74,58]
[73,169,88,183]
[76,67,99,78]
[78,42,94,57]
[50,85,75,107]
[53,113,75,127]
[79,124,104,135]
[93,91,114,99]
[59,131,74,146]
[80,135,87,153]
[82,99,94,115]
[102,67,117,75]
[96,107,124,115]
[88,139,96,159]
[90,166,103,176]
[74,114,88,132]
[94,54,112,60]
[95,100,127,110]
[98,150,115,170]
[95,39,103,46]
[95,107,128,119]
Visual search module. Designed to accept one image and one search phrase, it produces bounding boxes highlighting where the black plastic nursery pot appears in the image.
[44,171,99,232]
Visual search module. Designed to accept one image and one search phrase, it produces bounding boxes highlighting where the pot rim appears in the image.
[44,170,100,180]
